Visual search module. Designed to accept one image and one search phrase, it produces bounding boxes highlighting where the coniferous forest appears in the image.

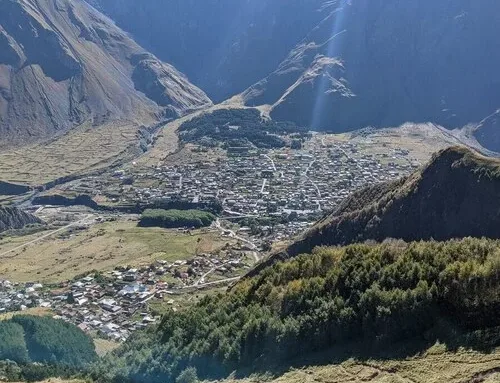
[0,315,96,381]
[92,238,500,383]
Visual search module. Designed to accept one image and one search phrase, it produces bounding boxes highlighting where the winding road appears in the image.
[263,154,277,172]
[215,219,259,263]
[304,158,322,210]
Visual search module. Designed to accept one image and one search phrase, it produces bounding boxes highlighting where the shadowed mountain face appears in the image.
[0,206,42,232]
[0,0,211,142]
[281,146,500,259]
[244,0,500,134]
[89,0,500,150]
[86,0,328,103]
[243,146,500,275]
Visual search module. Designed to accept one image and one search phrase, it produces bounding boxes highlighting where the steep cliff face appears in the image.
[267,146,500,262]
[0,0,211,142]
[0,206,42,232]
[90,0,500,149]
[85,0,328,102]
[243,0,500,138]
[470,110,500,153]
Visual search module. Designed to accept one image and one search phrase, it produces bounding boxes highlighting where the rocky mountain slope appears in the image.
[86,0,328,102]
[243,0,500,137]
[0,0,211,143]
[268,146,500,261]
[0,206,42,232]
[88,0,500,150]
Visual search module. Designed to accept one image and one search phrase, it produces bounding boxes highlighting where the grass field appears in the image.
[323,123,463,166]
[0,219,228,283]
[0,121,141,185]
[93,339,121,357]
[219,346,500,383]
[0,307,52,321]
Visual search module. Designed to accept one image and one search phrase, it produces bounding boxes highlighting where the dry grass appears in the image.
[93,338,121,357]
[0,121,141,185]
[217,347,500,383]
[0,307,52,321]
[0,219,228,283]
[324,123,462,166]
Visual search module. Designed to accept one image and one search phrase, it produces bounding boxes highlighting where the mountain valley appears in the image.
[88,0,500,152]
[0,1,500,383]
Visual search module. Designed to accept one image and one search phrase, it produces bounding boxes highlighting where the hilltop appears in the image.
[270,146,500,261]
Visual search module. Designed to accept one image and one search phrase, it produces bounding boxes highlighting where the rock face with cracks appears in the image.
[0,206,42,233]
[0,0,211,143]
[90,0,500,150]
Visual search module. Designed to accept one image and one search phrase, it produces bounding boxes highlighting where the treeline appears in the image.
[179,108,310,149]
[93,238,500,383]
[139,209,216,228]
[0,315,96,381]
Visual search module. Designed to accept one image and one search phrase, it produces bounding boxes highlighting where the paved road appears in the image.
[193,258,238,286]
[0,214,94,258]
[263,154,277,172]
[304,158,322,210]
[260,179,267,194]
[184,219,260,287]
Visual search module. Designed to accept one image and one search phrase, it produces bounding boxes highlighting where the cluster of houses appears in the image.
[0,280,48,314]
[0,248,251,342]
[39,132,419,249]
[125,137,416,217]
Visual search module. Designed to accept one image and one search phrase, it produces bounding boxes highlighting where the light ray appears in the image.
[310,0,350,130]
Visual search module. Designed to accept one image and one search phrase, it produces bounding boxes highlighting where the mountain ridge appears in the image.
[0,0,211,143]
[87,0,500,150]
[248,146,500,273]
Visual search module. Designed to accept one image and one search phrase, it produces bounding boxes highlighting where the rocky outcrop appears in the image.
[0,0,211,143]
[131,55,212,117]
[0,206,42,232]
[471,110,500,153]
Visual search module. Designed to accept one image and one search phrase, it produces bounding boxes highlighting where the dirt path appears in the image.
[0,214,94,258]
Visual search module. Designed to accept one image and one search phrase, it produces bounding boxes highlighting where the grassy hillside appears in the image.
[216,347,500,383]
[92,238,500,383]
